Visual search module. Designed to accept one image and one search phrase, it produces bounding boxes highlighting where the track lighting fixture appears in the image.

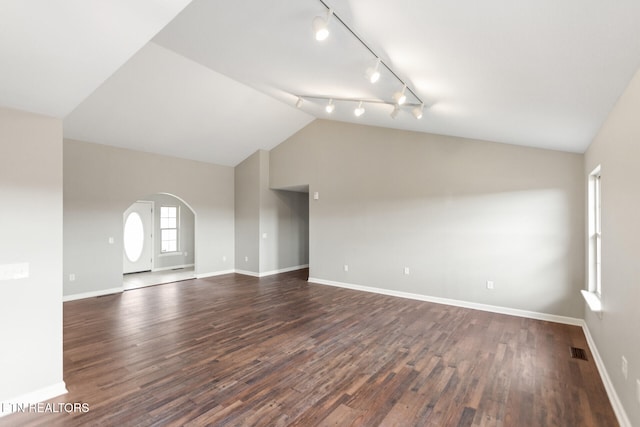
[312,8,333,41]
[412,103,424,119]
[390,104,400,119]
[365,58,381,84]
[325,98,335,113]
[303,1,426,120]
[294,94,424,120]
[393,84,407,105]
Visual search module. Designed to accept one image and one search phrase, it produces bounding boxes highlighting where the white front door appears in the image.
[123,201,153,274]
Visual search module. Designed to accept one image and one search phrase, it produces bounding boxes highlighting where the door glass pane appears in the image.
[124,212,144,262]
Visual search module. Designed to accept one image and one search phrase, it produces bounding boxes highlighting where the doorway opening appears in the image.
[122,193,196,290]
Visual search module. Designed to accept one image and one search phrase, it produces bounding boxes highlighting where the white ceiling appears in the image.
[0,0,192,117]
[3,0,640,166]
[63,42,313,167]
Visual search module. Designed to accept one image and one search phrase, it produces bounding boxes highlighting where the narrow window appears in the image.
[589,166,602,296]
[160,206,178,253]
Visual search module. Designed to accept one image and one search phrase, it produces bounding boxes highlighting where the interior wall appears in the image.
[584,67,640,426]
[259,150,309,273]
[235,150,309,275]
[63,139,234,298]
[234,151,260,273]
[141,193,195,270]
[270,120,585,318]
[0,107,64,401]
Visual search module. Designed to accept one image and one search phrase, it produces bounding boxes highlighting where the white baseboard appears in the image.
[1,381,67,418]
[308,277,583,326]
[235,264,309,278]
[195,269,235,279]
[235,269,260,277]
[581,321,631,427]
[152,263,194,273]
[63,287,123,302]
[258,264,309,278]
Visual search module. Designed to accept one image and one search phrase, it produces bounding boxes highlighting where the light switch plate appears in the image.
[0,262,29,280]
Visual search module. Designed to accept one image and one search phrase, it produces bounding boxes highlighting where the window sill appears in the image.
[581,290,602,312]
[159,251,183,257]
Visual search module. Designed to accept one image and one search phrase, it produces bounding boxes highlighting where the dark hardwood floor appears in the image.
[1,269,617,426]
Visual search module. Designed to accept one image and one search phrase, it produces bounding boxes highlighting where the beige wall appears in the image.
[235,151,261,273]
[271,120,585,318]
[0,107,64,401]
[235,150,309,275]
[259,150,308,273]
[584,67,640,426]
[64,139,235,297]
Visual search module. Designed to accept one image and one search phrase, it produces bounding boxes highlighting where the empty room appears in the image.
[1,1,639,426]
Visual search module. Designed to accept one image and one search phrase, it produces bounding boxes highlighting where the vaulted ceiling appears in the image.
[2,0,640,166]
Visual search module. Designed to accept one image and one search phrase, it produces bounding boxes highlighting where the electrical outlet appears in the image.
[486,280,494,290]
[344,265,349,272]
[404,267,410,275]
[244,256,249,262]
[622,356,628,380]
[108,237,114,244]
[222,256,227,262]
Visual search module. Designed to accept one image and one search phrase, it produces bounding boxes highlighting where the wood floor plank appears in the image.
[0,270,618,426]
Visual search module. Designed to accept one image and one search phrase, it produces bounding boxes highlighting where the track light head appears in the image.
[393,84,407,105]
[365,58,381,84]
[354,101,365,117]
[390,104,400,119]
[325,99,335,113]
[313,8,332,41]
[412,103,424,119]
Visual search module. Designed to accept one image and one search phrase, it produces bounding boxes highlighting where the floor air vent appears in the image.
[570,346,588,361]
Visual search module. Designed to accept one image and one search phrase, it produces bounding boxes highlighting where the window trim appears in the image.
[160,205,179,254]
[593,171,601,297]
[583,165,602,312]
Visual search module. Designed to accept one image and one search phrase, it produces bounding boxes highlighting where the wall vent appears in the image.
[570,346,588,361]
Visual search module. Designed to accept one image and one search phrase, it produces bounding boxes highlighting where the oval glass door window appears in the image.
[124,212,144,263]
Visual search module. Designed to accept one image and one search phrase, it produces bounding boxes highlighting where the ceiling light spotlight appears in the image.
[313,8,333,41]
[354,101,365,117]
[412,103,424,119]
[325,98,335,113]
[295,97,304,108]
[365,58,381,84]
[393,84,407,105]
[390,104,400,119]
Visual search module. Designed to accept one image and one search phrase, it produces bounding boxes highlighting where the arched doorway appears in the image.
[122,193,196,290]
